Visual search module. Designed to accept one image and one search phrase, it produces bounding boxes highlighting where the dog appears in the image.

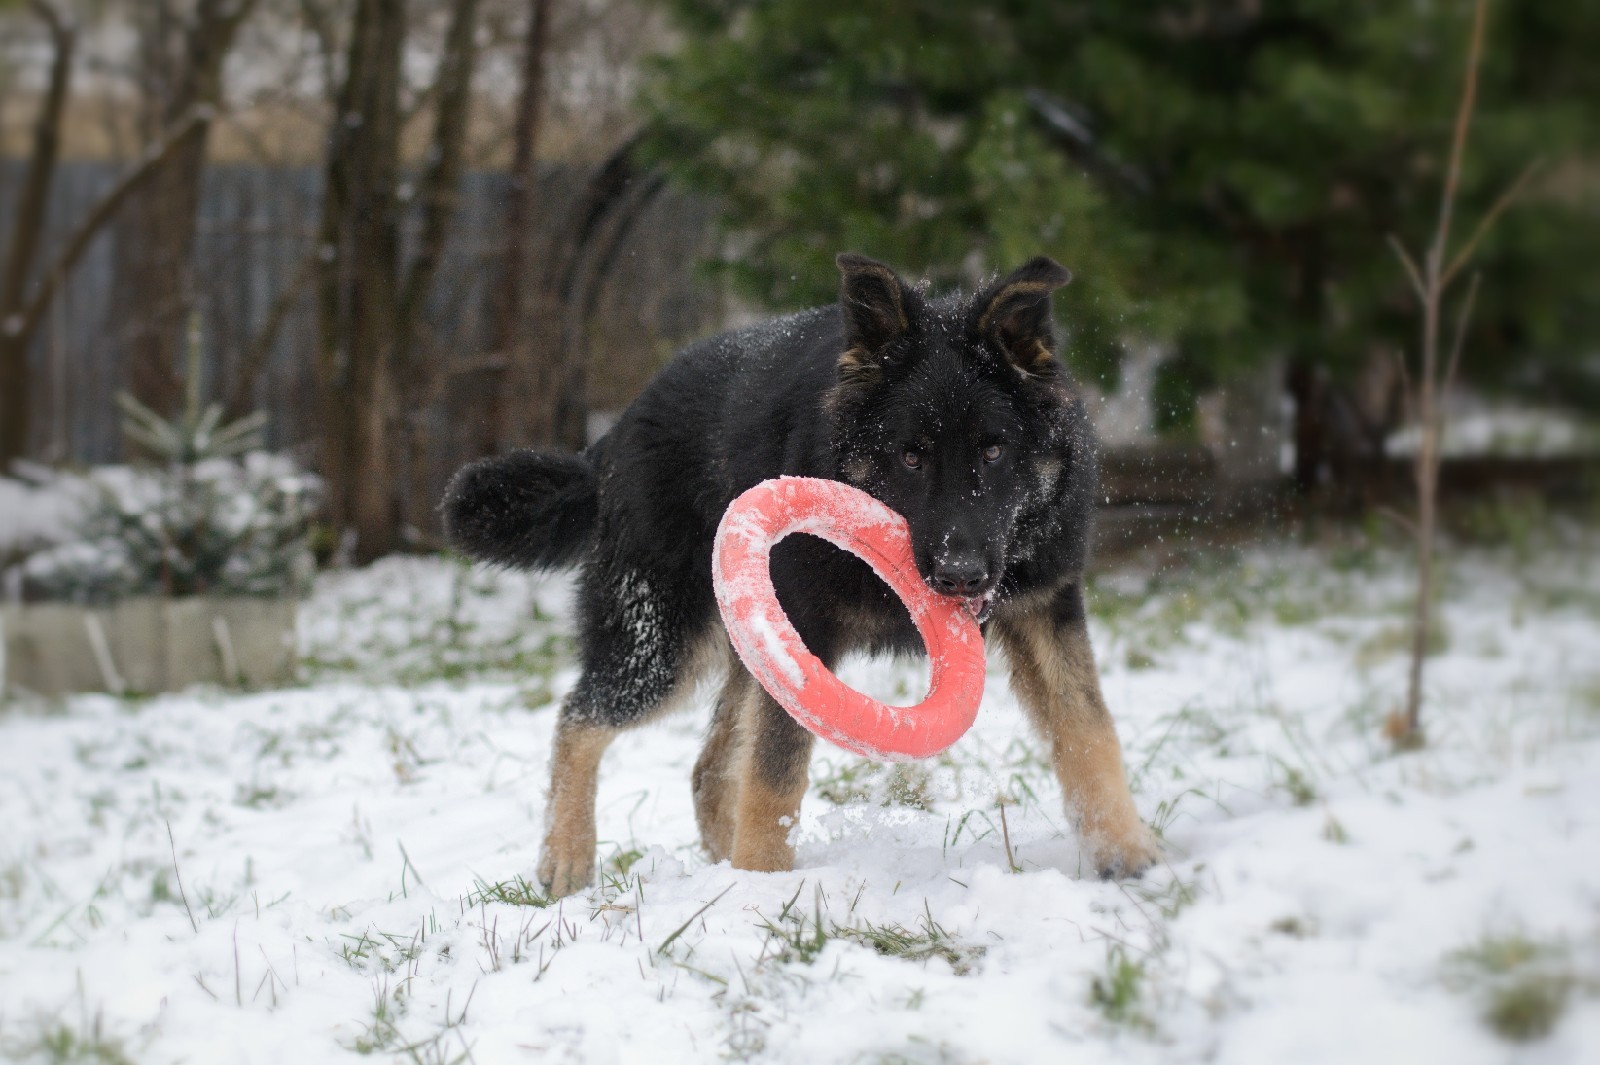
[443,253,1158,896]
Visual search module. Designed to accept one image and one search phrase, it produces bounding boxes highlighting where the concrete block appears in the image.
[2,596,297,697]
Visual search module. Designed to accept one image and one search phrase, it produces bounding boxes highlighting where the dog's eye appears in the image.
[982,444,1003,463]
[902,449,923,470]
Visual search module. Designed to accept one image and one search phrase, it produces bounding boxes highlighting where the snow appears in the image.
[0,470,92,557]
[1387,402,1600,458]
[3,534,1600,1063]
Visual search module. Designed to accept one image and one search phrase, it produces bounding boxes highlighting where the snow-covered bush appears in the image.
[4,331,318,604]
[12,454,318,603]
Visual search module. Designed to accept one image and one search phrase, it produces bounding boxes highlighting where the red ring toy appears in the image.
[712,476,986,761]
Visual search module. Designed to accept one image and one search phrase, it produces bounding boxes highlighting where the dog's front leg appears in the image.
[996,585,1159,879]
[729,688,815,873]
[537,718,616,896]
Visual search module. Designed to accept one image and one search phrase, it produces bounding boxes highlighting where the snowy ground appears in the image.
[3,524,1600,1064]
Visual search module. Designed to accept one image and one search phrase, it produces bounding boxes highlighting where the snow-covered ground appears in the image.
[3,526,1599,1064]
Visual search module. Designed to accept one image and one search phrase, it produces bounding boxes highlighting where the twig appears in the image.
[1432,0,1490,260]
[166,819,199,933]
[997,800,1020,873]
[10,107,208,353]
[1373,506,1419,536]
[1443,159,1543,286]
[1386,234,1427,304]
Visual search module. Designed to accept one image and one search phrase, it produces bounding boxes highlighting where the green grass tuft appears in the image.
[3,1016,135,1065]
[1443,931,1579,1044]
[1089,944,1152,1031]
[1483,973,1572,1043]
[464,875,553,909]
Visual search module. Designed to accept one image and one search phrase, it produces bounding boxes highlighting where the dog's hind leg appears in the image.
[537,715,616,898]
[692,654,754,863]
[537,563,719,897]
[995,583,1159,880]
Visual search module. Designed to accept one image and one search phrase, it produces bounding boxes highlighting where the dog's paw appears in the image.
[1084,821,1161,881]
[536,834,596,898]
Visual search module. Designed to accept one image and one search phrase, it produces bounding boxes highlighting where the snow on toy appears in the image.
[712,476,986,761]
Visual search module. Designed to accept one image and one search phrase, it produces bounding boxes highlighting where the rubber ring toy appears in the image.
[712,476,986,761]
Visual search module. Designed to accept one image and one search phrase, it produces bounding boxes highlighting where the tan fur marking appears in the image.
[730,773,804,872]
[998,607,1157,877]
[692,660,755,862]
[1028,338,1055,372]
[836,346,881,380]
[977,280,1055,333]
[726,689,811,873]
[539,628,726,896]
[536,723,614,896]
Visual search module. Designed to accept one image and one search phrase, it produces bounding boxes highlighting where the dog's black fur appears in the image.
[443,253,1156,894]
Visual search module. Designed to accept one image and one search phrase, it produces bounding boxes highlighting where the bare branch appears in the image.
[2,2,76,316]
[1386,234,1427,304]
[399,0,483,338]
[1375,506,1419,537]
[298,0,341,100]
[1443,158,1542,287]
[1432,0,1489,263]
[227,250,319,416]
[9,109,208,353]
[1025,87,1152,196]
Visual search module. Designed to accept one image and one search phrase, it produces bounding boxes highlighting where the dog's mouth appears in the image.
[961,591,997,624]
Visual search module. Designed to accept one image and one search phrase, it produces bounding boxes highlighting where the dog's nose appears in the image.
[931,558,989,596]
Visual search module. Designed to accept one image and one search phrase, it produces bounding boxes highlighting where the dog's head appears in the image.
[826,253,1093,620]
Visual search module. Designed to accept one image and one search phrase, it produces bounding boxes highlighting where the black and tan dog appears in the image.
[443,254,1158,896]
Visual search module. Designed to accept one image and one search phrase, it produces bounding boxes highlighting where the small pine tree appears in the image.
[15,320,317,603]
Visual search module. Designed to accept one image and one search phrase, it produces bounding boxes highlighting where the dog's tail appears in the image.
[441,450,598,570]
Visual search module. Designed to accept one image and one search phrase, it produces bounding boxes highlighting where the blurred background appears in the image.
[1,0,1595,565]
[3,5,1600,1061]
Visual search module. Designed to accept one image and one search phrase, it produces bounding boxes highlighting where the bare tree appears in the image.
[1,2,207,470]
[0,0,74,469]
[112,0,259,417]
[314,0,484,561]
[480,0,554,455]
[1384,0,1537,748]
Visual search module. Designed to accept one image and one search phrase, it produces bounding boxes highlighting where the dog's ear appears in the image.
[836,253,917,374]
[974,256,1072,376]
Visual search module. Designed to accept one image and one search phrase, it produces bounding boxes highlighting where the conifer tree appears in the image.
[643,1,1600,430]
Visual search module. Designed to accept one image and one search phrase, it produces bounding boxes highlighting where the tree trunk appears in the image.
[0,1,74,470]
[114,0,255,418]
[315,0,405,564]
[506,132,646,453]
[314,0,482,562]
[481,0,555,457]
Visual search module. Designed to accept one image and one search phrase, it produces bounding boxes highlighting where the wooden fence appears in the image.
[0,158,724,516]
